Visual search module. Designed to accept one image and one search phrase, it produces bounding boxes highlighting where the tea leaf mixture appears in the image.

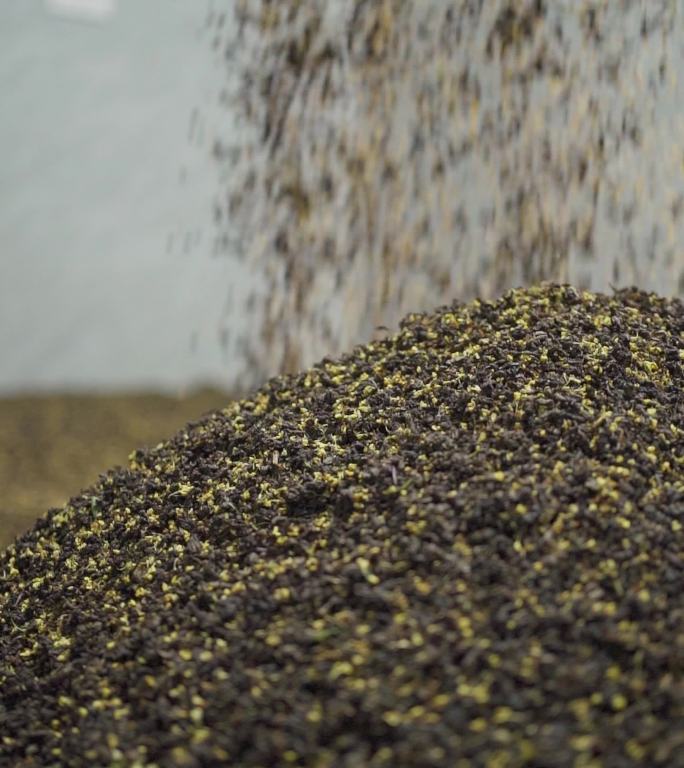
[1,285,683,767]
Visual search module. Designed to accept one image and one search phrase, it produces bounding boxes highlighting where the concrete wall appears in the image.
[0,0,245,393]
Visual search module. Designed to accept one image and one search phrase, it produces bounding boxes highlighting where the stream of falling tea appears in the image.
[205,0,684,389]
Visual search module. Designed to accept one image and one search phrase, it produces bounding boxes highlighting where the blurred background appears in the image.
[0,0,237,545]
[2,0,683,547]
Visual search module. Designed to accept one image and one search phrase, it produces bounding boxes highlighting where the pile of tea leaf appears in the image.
[2,285,683,767]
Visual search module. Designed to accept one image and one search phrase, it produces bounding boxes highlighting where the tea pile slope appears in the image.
[1,285,683,767]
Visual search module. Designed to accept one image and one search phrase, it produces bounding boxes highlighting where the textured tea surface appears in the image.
[1,286,683,766]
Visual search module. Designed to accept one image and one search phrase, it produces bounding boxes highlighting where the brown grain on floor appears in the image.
[0,390,232,549]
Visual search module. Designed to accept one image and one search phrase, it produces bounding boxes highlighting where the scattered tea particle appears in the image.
[611,693,629,711]
[470,718,489,733]
[170,746,197,767]
[383,711,403,728]
[570,734,595,752]
[626,740,647,761]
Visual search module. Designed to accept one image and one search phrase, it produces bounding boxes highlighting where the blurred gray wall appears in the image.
[0,0,244,394]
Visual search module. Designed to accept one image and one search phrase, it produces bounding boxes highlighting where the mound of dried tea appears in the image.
[1,285,683,767]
